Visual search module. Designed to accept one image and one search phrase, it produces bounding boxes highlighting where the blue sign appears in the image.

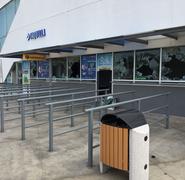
[81,55,96,80]
[38,61,49,78]
[27,29,46,41]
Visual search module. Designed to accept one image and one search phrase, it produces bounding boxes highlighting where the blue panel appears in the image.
[15,0,20,10]
[38,61,49,78]
[6,0,16,31]
[81,55,96,80]
[0,8,7,37]
[0,0,20,50]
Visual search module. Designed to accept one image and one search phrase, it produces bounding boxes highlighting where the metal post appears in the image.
[132,91,136,109]
[18,101,21,114]
[138,100,141,112]
[49,104,54,152]
[104,108,108,115]
[70,94,74,127]
[16,62,19,85]
[21,100,26,140]
[159,48,162,84]
[100,97,104,118]
[6,98,8,108]
[0,97,4,132]
[49,59,52,87]
[88,111,94,167]
[33,103,36,118]
[133,50,136,83]
[26,86,29,102]
[38,99,41,106]
[166,94,170,129]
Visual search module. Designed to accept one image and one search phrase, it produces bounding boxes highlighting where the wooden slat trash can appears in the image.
[99,111,149,180]
[100,124,129,171]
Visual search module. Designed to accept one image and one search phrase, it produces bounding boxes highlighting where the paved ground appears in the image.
[0,104,185,180]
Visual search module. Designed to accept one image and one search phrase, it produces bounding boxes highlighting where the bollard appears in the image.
[70,94,74,127]
[33,104,36,118]
[18,101,21,114]
[88,111,94,167]
[49,104,54,152]
[0,97,4,132]
[138,100,141,112]
[21,100,26,140]
[165,94,170,129]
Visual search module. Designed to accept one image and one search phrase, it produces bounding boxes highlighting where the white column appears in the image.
[129,124,149,180]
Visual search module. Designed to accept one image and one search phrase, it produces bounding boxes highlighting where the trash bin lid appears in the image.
[101,110,147,129]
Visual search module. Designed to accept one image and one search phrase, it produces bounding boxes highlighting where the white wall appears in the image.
[2,0,185,55]
[0,58,20,82]
[0,0,11,8]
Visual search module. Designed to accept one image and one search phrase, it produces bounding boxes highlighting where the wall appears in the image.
[114,83,185,117]
[2,0,185,54]
[0,0,21,82]
[0,57,20,82]
[0,0,11,8]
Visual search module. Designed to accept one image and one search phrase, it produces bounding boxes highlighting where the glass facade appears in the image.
[30,61,38,78]
[4,46,185,84]
[136,49,160,80]
[68,56,80,79]
[52,58,67,79]
[97,53,112,71]
[113,51,134,80]
[0,0,20,50]
[38,61,49,78]
[162,46,185,81]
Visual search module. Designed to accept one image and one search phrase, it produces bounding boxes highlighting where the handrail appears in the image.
[85,92,171,112]
[46,91,135,106]
[18,89,109,102]
[86,92,171,167]
[47,90,135,151]
[2,87,83,99]
[0,84,66,93]
[19,88,109,140]
[0,87,84,132]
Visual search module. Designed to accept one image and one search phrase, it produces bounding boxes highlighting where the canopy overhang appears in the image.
[1,26,185,59]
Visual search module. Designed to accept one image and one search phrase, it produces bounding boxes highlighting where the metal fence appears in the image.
[85,92,170,167]
[0,81,171,168]
[18,89,110,141]
[46,91,135,152]
[0,86,83,132]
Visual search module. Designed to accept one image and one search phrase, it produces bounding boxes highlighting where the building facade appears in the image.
[1,0,185,115]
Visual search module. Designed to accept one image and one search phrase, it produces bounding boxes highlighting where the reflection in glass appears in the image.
[30,61,37,78]
[52,58,67,79]
[113,51,134,80]
[162,46,185,81]
[136,49,160,80]
[68,56,80,79]
[38,61,49,78]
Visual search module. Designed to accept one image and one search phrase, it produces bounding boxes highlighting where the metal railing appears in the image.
[18,89,110,141]
[46,91,135,152]
[0,83,64,93]
[0,87,83,132]
[0,85,73,96]
[85,92,170,167]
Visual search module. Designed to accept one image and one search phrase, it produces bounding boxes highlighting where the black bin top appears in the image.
[101,110,147,129]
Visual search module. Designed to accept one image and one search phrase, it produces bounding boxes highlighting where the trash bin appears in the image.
[100,110,149,180]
